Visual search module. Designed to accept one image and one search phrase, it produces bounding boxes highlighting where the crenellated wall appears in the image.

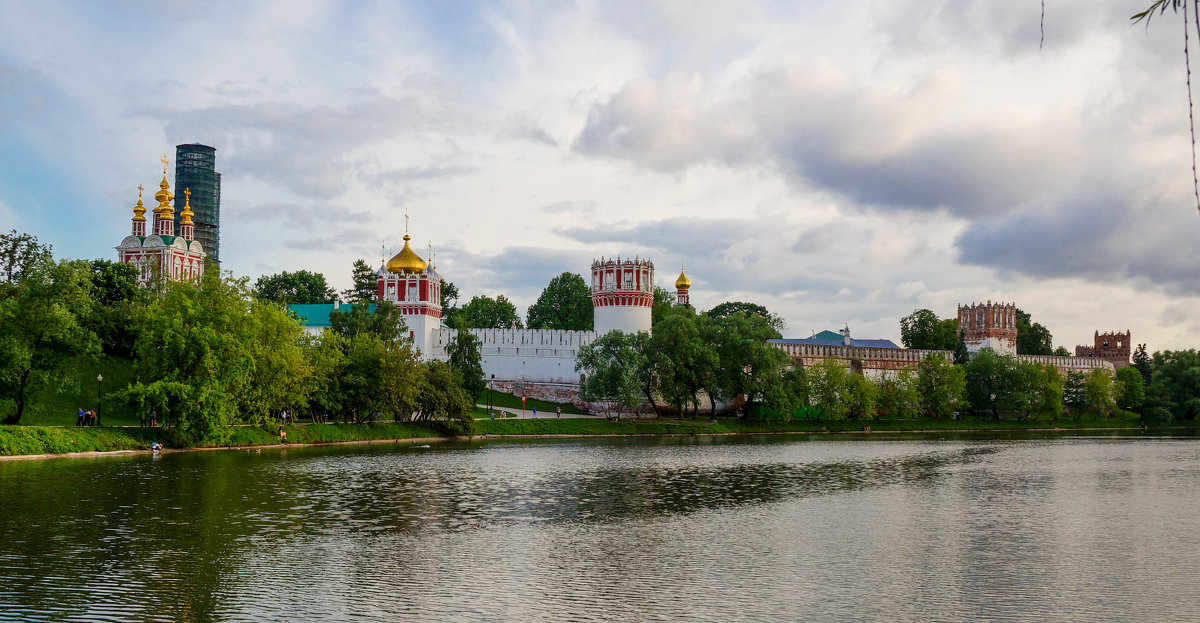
[770,341,1117,376]
[428,328,597,384]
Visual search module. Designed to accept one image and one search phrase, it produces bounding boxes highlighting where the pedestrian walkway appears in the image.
[474,405,603,419]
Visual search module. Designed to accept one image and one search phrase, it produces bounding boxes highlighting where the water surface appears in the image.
[2,433,1199,622]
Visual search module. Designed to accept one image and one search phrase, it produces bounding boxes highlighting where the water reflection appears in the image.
[2,435,1200,621]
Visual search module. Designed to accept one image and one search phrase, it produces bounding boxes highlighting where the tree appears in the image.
[1053,346,1071,356]
[0,229,52,284]
[440,279,460,324]
[876,369,921,419]
[1116,366,1145,413]
[338,332,422,423]
[916,353,966,418]
[1082,369,1118,418]
[953,330,970,365]
[576,330,645,417]
[1063,371,1088,414]
[963,348,1021,418]
[899,309,957,350]
[446,318,486,399]
[526,272,593,330]
[808,358,853,420]
[414,360,475,435]
[328,301,408,343]
[706,312,793,417]
[302,330,347,421]
[1016,308,1054,356]
[652,286,676,325]
[1132,344,1152,384]
[253,270,336,305]
[0,258,100,424]
[458,294,522,329]
[704,301,785,338]
[1146,349,1200,421]
[82,259,144,357]
[342,259,377,303]
[124,269,314,435]
[647,306,718,417]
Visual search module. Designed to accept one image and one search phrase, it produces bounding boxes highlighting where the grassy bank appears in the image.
[479,391,584,415]
[1,414,1184,458]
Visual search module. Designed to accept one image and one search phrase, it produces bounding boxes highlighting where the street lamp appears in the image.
[96,374,103,427]
[489,374,495,412]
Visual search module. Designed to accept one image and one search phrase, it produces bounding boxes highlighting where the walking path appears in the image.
[474,405,604,419]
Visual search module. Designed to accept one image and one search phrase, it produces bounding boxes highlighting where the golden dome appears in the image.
[675,268,691,289]
[386,235,427,274]
[154,170,174,218]
[179,188,194,225]
[132,185,146,221]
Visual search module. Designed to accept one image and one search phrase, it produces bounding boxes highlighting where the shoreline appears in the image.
[2,420,1186,461]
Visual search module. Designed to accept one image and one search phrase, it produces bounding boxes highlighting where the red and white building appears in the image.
[116,162,206,286]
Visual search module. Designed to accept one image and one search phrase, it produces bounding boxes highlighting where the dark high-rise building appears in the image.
[173,143,221,265]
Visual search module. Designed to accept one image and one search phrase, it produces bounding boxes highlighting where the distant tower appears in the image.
[377,219,441,355]
[1076,330,1131,368]
[591,256,653,335]
[674,266,691,307]
[957,301,1017,356]
[173,143,221,265]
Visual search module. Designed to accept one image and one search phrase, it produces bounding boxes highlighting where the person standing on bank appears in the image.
[76,407,86,427]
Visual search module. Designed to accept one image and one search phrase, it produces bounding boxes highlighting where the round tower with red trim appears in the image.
[591,256,653,335]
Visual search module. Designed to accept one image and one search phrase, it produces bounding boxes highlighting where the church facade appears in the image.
[116,158,206,286]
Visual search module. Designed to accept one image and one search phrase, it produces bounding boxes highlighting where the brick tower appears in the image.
[957,301,1017,356]
[591,256,653,335]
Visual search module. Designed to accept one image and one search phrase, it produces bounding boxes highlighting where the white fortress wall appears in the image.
[429,328,597,384]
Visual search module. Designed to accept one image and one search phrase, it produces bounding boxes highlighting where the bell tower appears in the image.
[591,256,653,335]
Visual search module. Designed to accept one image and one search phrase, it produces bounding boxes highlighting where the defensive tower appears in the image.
[957,301,1017,356]
[377,218,441,355]
[1075,331,1131,369]
[591,256,653,335]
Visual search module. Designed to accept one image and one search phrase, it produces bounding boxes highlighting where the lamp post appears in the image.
[489,374,495,412]
[96,374,103,427]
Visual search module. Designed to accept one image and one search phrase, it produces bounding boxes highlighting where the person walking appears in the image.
[556,406,561,418]
[149,409,157,427]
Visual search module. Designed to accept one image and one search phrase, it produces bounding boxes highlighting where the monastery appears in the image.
[114,166,1118,405]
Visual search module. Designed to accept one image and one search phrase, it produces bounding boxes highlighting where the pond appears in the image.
[2,432,1199,622]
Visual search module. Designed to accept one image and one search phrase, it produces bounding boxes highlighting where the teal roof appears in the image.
[813,330,842,340]
[159,235,176,245]
[288,303,374,327]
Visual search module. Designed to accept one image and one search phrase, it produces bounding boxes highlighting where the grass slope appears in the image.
[22,354,141,427]
[479,391,583,415]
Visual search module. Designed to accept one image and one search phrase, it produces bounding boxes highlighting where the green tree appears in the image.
[1146,349,1200,421]
[342,259,377,303]
[440,279,460,324]
[0,258,100,424]
[1132,343,1152,384]
[846,373,879,419]
[1053,346,1071,356]
[1034,363,1065,419]
[1082,369,1118,418]
[253,270,337,305]
[302,330,347,421]
[446,318,486,399]
[899,309,957,350]
[1116,366,1145,413]
[125,270,261,443]
[808,358,852,420]
[238,298,314,426]
[1063,371,1087,413]
[413,360,475,435]
[876,369,921,419]
[328,301,408,343]
[953,330,970,365]
[458,294,522,329]
[339,332,422,423]
[576,330,644,417]
[1016,308,1054,356]
[916,353,966,418]
[526,272,593,330]
[963,348,1021,418]
[0,229,52,284]
[707,312,793,417]
[651,286,676,325]
[648,306,718,417]
[704,301,785,338]
[82,259,144,358]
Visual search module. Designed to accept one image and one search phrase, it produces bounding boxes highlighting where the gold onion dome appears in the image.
[386,235,427,274]
[675,268,691,289]
[180,188,194,224]
[154,172,174,217]
[132,186,146,221]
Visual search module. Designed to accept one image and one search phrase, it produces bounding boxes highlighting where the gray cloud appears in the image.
[142,89,470,199]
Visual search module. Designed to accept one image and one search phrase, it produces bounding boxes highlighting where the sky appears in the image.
[2,0,1198,351]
